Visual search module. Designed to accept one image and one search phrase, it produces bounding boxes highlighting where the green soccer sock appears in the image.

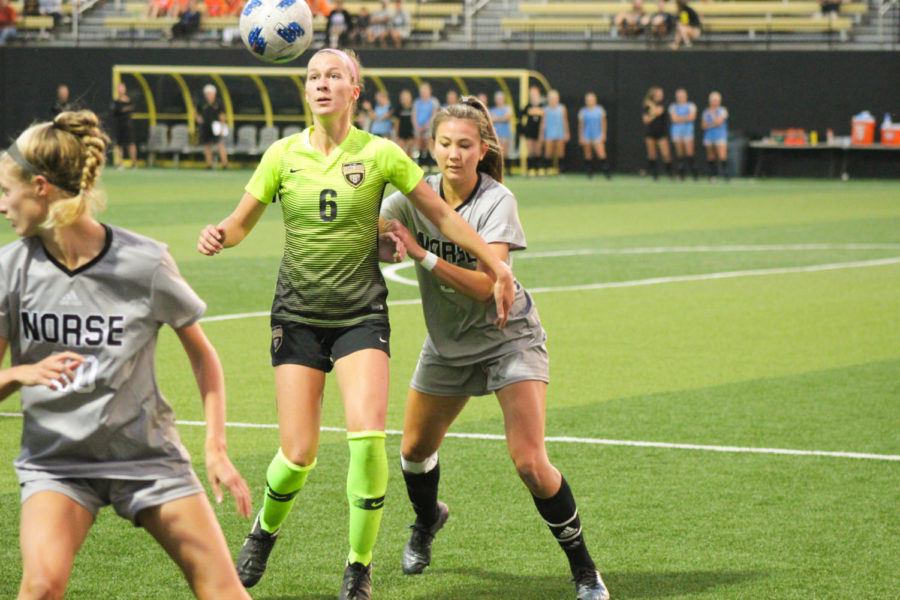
[346,431,388,566]
[259,448,316,533]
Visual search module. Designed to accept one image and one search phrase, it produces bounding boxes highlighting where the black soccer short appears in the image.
[270,317,391,371]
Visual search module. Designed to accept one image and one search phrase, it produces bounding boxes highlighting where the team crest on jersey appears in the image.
[342,162,365,188]
[272,325,283,352]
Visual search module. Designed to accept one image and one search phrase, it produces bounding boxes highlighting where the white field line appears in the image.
[0,412,895,461]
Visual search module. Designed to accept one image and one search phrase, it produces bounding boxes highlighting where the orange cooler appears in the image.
[881,124,900,146]
[851,113,876,145]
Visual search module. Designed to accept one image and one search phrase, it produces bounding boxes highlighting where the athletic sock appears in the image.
[647,158,658,179]
[678,159,687,179]
[600,158,611,179]
[346,431,388,567]
[664,160,674,178]
[401,453,440,526]
[720,160,730,180]
[707,160,717,178]
[689,156,699,179]
[585,159,593,178]
[532,476,596,577]
[259,448,316,533]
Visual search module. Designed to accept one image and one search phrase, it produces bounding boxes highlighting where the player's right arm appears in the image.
[198,192,267,255]
[0,337,83,401]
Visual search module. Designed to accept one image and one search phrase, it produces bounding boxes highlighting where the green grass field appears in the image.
[1,171,898,599]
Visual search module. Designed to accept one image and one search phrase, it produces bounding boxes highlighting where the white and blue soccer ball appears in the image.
[239,0,313,64]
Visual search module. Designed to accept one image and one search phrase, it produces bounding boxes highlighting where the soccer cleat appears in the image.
[236,515,279,588]
[573,568,610,600]
[402,501,449,575]
[338,561,373,600]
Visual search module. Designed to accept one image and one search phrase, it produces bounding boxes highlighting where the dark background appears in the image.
[1,47,898,175]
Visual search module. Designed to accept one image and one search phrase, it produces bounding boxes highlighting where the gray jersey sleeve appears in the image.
[0,259,8,339]
[472,182,527,252]
[380,189,413,227]
[150,252,206,328]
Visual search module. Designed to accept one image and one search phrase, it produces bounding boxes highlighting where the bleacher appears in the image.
[503,0,868,44]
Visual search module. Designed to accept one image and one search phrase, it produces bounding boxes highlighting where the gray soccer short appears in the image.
[20,471,204,526]
[410,343,549,397]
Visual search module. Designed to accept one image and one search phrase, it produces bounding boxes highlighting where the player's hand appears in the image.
[198,225,225,255]
[388,219,423,261]
[205,446,252,519]
[378,231,406,263]
[14,352,83,389]
[492,262,515,329]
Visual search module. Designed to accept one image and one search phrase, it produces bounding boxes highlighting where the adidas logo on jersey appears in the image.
[59,291,82,306]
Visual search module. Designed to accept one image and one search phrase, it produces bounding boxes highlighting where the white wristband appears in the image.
[419,251,438,271]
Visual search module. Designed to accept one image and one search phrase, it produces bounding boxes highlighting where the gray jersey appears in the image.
[381,174,546,365]
[0,226,206,483]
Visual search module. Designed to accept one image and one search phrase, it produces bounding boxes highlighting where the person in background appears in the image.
[443,89,459,109]
[642,86,672,180]
[668,87,698,180]
[367,1,390,44]
[578,92,610,179]
[51,84,74,118]
[110,82,138,169]
[0,0,17,46]
[171,0,201,39]
[365,89,394,139]
[38,0,63,28]
[614,0,645,37]
[413,82,440,169]
[702,90,729,181]
[387,0,410,47]
[672,0,701,49]
[306,0,332,17]
[326,0,353,47]
[196,84,229,170]
[23,0,40,16]
[351,6,370,44]
[490,91,513,166]
[145,0,172,19]
[520,85,544,174]
[819,0,842,18]
[540,89,569,174]
[643,0,674,38]
[396,89,416,157]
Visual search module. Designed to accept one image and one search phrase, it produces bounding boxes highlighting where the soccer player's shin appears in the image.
[260,448,316,533]
[400,452,441,526]
[346,431,388,566]
[532,476,596,576]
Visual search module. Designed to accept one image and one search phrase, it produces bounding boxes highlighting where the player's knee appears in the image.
[400,437,437,464]
[511,454,547,491]
[20,570,68,600]
[280,446,317,468]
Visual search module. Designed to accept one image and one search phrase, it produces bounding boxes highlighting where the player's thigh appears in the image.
[496,380,550,463]
[581,143,593,159]
[274,363,326,464]
[644,137,658,158]
[334,348,390,432]
[716,141,728,160]
[657,137,672,158]
[593,141,607,159]
[401,388,469,460]
[139,494,250,600]
[19,490,94,594]
[685,138,695,155]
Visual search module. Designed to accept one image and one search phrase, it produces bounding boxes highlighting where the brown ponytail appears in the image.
[431,95,504,183]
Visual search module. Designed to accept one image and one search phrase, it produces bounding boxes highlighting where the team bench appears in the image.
[702,15,853,32]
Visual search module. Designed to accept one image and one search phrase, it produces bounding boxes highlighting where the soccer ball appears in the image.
[239,0,314,64]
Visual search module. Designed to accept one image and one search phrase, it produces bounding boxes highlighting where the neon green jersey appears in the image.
[246,126,424,326]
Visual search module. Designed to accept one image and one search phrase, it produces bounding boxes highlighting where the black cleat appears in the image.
[236,515,278,588]
[401,501,449,575]
[338,561,373,600]
[574,568,610,600]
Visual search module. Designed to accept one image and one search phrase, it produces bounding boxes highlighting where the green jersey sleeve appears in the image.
[245,138,286,204]
[375,138,423,195]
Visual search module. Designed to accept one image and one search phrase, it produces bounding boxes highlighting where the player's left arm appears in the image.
[601,114,608,143]
[563,106,571,141]
[175,323,251,518]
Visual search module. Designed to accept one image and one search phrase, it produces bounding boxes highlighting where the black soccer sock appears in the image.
[664,160,674,178]
[532,476,596,576]
[585,159,593,177]
[402,460,441,526]
[688,155,698,179]
[720,160,729,180]
[708,160,717,178]
[678,158,686,179]
[647,158,658,179]
[600,158,611,178]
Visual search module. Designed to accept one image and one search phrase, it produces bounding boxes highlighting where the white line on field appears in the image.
[0,412,895,461]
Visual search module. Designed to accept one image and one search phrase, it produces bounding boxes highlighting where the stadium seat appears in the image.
[163,124,191,167]
[143,123,168,167]
[281,125,302,138]
[257,126,280,153]
[232,124,258,156]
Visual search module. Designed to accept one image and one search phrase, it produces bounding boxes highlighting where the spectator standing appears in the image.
[365,90,394,139]
[672,0,701,49]
[110,82,138,168]
[388,0,410,47]
[326,0,353,47]
[520,85,544,174]
[540,90,569,174]
[578,92,610,179]
[196,84,228,169]
[702,91,729,181]
[490,91,513,164]
[444,89,459,108]
[668,88,698,180]
[396,89,415,157]
[51,84,75,118]
[413,82,440,168]
[642,86,672,179]
[0,0,17,46]
[615,0,645,37]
